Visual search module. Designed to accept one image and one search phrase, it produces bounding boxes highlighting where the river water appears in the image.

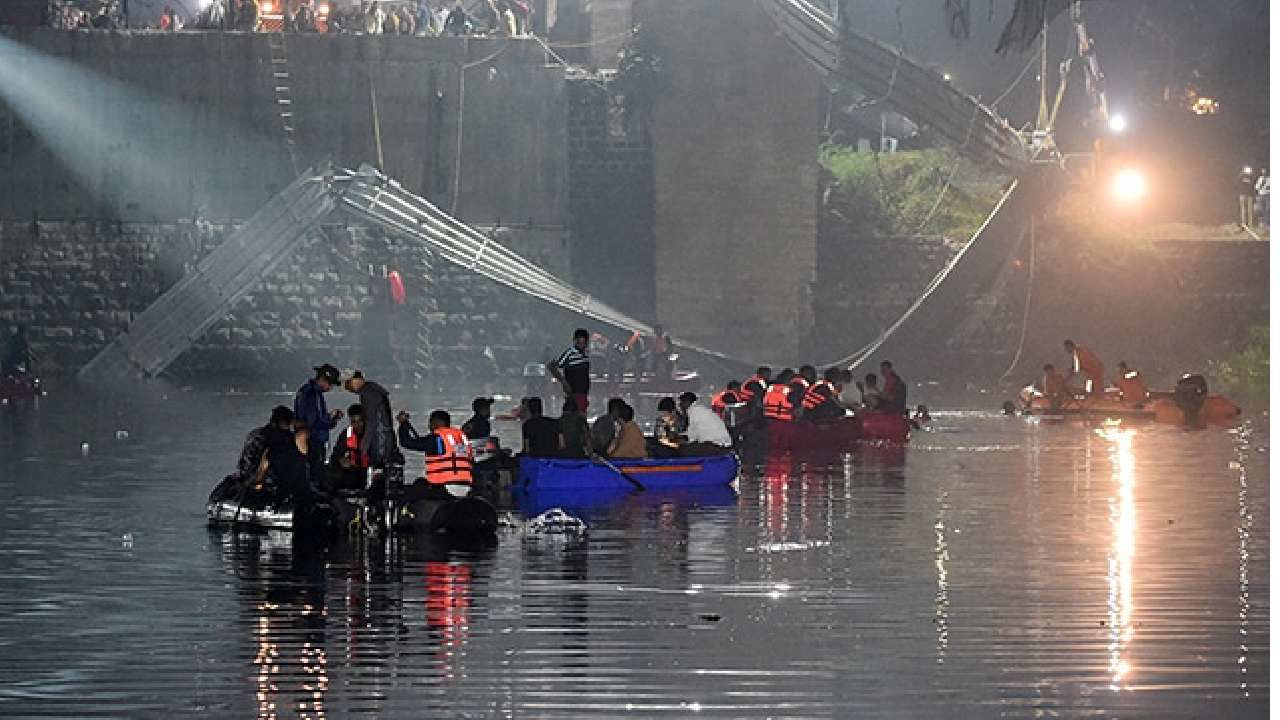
[0,385,1268,718]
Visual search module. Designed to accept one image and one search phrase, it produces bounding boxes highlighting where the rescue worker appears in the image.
[1040,363,1067,399]
[677,392,733,456]
[548,328,591,413]
[294,363,344,481]
[763,369,798,423]
[879,361,908,414]
[711,381,746,416]
[856,373,883,410]
[740,367,772,412]
[789,366,814,420]
[327,404,369,493]
[1114,361,1149,405]
[460,397,494,440]
[213,405,295,500]
[397,409,474,498]
[1064,339,1104,395]
[801,367,844,421]
[343,371,400,467]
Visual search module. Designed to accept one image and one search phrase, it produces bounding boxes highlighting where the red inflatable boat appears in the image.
[763,413,911,454]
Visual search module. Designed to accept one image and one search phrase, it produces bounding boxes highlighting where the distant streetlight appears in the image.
[1107,114,1127,134]
[1110,168,1148,205]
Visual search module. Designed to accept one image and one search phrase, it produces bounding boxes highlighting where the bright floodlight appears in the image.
[1108,114,1127,134]
[1110,168,1147,204]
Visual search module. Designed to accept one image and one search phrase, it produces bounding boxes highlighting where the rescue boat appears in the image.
[1018,376,1242,427]
[207,470,498,537]
[762,412,912,454]
[517,453,740,492]
[516,482,739,518]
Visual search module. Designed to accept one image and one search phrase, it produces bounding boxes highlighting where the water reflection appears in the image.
[1100,427,1136,690]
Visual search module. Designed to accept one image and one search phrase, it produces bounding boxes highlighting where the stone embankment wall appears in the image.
[812,218,1270,387]
[0,219,570,383]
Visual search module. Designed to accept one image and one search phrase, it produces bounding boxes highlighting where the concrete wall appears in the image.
[638,0,822,365]
[0,29,567,232]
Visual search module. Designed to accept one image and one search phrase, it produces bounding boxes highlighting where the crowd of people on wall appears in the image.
[45,0,535,37]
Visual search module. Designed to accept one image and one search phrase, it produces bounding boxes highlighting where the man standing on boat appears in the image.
[879,361,908,414]
[1064,339,1105,395]
[343,371,401,468]
[294,364,344,481]
[547,328,592,413]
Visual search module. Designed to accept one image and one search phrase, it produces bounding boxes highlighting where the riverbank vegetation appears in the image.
[817,144,1007,241]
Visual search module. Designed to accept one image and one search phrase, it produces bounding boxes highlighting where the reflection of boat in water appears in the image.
[1018,377,1241,427]
[0,372,43,403]
[516,481,739,517]
[517,454,740,492]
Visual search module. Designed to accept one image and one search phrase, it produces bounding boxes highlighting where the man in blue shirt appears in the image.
[294,363,344,480]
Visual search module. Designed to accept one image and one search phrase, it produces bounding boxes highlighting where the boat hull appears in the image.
[1020,388,1241,426]
[517,454,740,492]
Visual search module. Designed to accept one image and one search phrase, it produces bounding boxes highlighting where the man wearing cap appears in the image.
[294,364,344,480]
[461,397,495,440]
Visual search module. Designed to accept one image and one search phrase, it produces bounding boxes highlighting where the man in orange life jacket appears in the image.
[1064,339,1105,395]
[327,404,370,493]
[711,381,745,416]
[763,368,798,423]
[1114,361,1149,405]
[790,366,815,418]
[802,367,845,421]
[398,409,475,499]
[740,367,772,413]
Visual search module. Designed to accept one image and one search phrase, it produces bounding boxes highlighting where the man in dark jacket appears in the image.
[343,371,401,467]
[294,364,343,480]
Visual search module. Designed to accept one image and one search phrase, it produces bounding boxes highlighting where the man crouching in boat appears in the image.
[398,410,474,500]
[327,404,369,494]
[676,392,734,457]
[209,405,296,502]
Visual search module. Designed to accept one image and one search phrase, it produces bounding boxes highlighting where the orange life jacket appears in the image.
[739,375,766,401]
[343,427,369,469]
[763,383,795,422]
[802,380,835,410]
[1116,370,1148,403]
[424,426,474,485]
[711,389,744,415]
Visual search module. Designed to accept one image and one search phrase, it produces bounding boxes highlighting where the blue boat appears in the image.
[516,483,739,518]
[517,454,741,492]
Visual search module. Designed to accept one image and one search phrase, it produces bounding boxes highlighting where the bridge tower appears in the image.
[636,0,823,366]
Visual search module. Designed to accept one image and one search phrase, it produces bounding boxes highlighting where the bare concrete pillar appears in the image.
[638,0,820,365]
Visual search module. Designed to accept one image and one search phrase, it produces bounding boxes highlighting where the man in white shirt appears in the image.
[677,392,733,456]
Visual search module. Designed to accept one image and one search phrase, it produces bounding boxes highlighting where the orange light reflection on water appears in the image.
[1099,427,1136,690]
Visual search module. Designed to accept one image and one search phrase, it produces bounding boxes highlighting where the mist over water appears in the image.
[0,386,1266,718]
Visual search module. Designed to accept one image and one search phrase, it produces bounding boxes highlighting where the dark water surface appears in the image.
[0,386,1268,718]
